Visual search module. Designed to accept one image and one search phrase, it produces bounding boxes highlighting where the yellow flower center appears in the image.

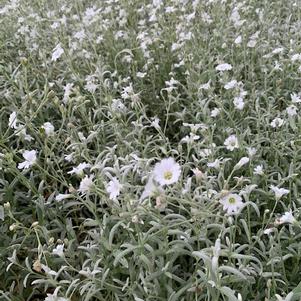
[228,197,236,204]
[164,171,173,180]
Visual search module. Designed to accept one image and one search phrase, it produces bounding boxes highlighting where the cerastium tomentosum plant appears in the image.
[1,0,301,300]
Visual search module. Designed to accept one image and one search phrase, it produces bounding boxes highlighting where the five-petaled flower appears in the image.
[18,150,37,170]
[220,193,244,215]
[153,157,181,186]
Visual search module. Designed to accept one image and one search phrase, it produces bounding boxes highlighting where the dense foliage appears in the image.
[1,0,301,300]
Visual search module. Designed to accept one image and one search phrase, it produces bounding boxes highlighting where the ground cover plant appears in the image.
[1,0,301,300]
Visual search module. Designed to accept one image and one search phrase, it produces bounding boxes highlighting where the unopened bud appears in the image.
[33,259,42,272]
[4,202,11,210]
[9,223,17,231]
[234,157,250,170]
[192,168,205,182]
[47,90,55,99]
[31,221,39,228]
[20,57,28,66]
[48,237,55,245]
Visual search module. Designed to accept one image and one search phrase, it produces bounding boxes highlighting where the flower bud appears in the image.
[33,259,42,272]
[4,202,11,210]
[48,237,55,245]
[20,57,28,66]
[31,221,39,228]
[47,90,56,99]
[234,157,250,170]
[9,223,17,231]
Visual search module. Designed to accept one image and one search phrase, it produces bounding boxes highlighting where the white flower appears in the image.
[151,116,160,129]
[112,99,126,113]
[247,39,257,48]
[220,193,244,215]
[165,77,179,92]
[47,295,68,301]
[182,177,192,194]
[64,153,74,162]
[207,159,221,169]
[74,29,86,40]
[271,117,284,128]
[63,83,73,104]
[292,53,301,61]
[212,238,221,271]
[52,244,64,257]
[234,157,249,169]
[9,111,18,129]
[216,63,232,71]
[270,185,289,200]
[224,135,239,151]
[230,8,243,27]
[137,71,146,78]
[274,61,282,71]
[263,228,275,235]
[276,210,297,225]
[181,133,200,143]
[246,147,257,157]
[50,22,60,30]
[55,194,73,201]
[212,238,221,258]
[140,176,159,200]
[291,93,301,103]
[44,287,68,301]
[254,165,264,175]
[224,80,237,90]
[67,162,91,176]
[233,96,245,110]
[153,157,181,186]
[234,35,242,44]
[18,150,37,169]
[106,177,122,200]
[286,105,298,116]
[199,148,213,158]
[41,122,55,136]
[51,43,64,62]
[210,108,220,117]
[78,175,94,194]
[275,292,294,301]
[199,80,211,90]
[121,84,136,100]
[192,168,205,181]
[41,264,58,276]
[183,123,204,133]
[240,184,257,196]
[78,132,86,142]
[272,47,284,54]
